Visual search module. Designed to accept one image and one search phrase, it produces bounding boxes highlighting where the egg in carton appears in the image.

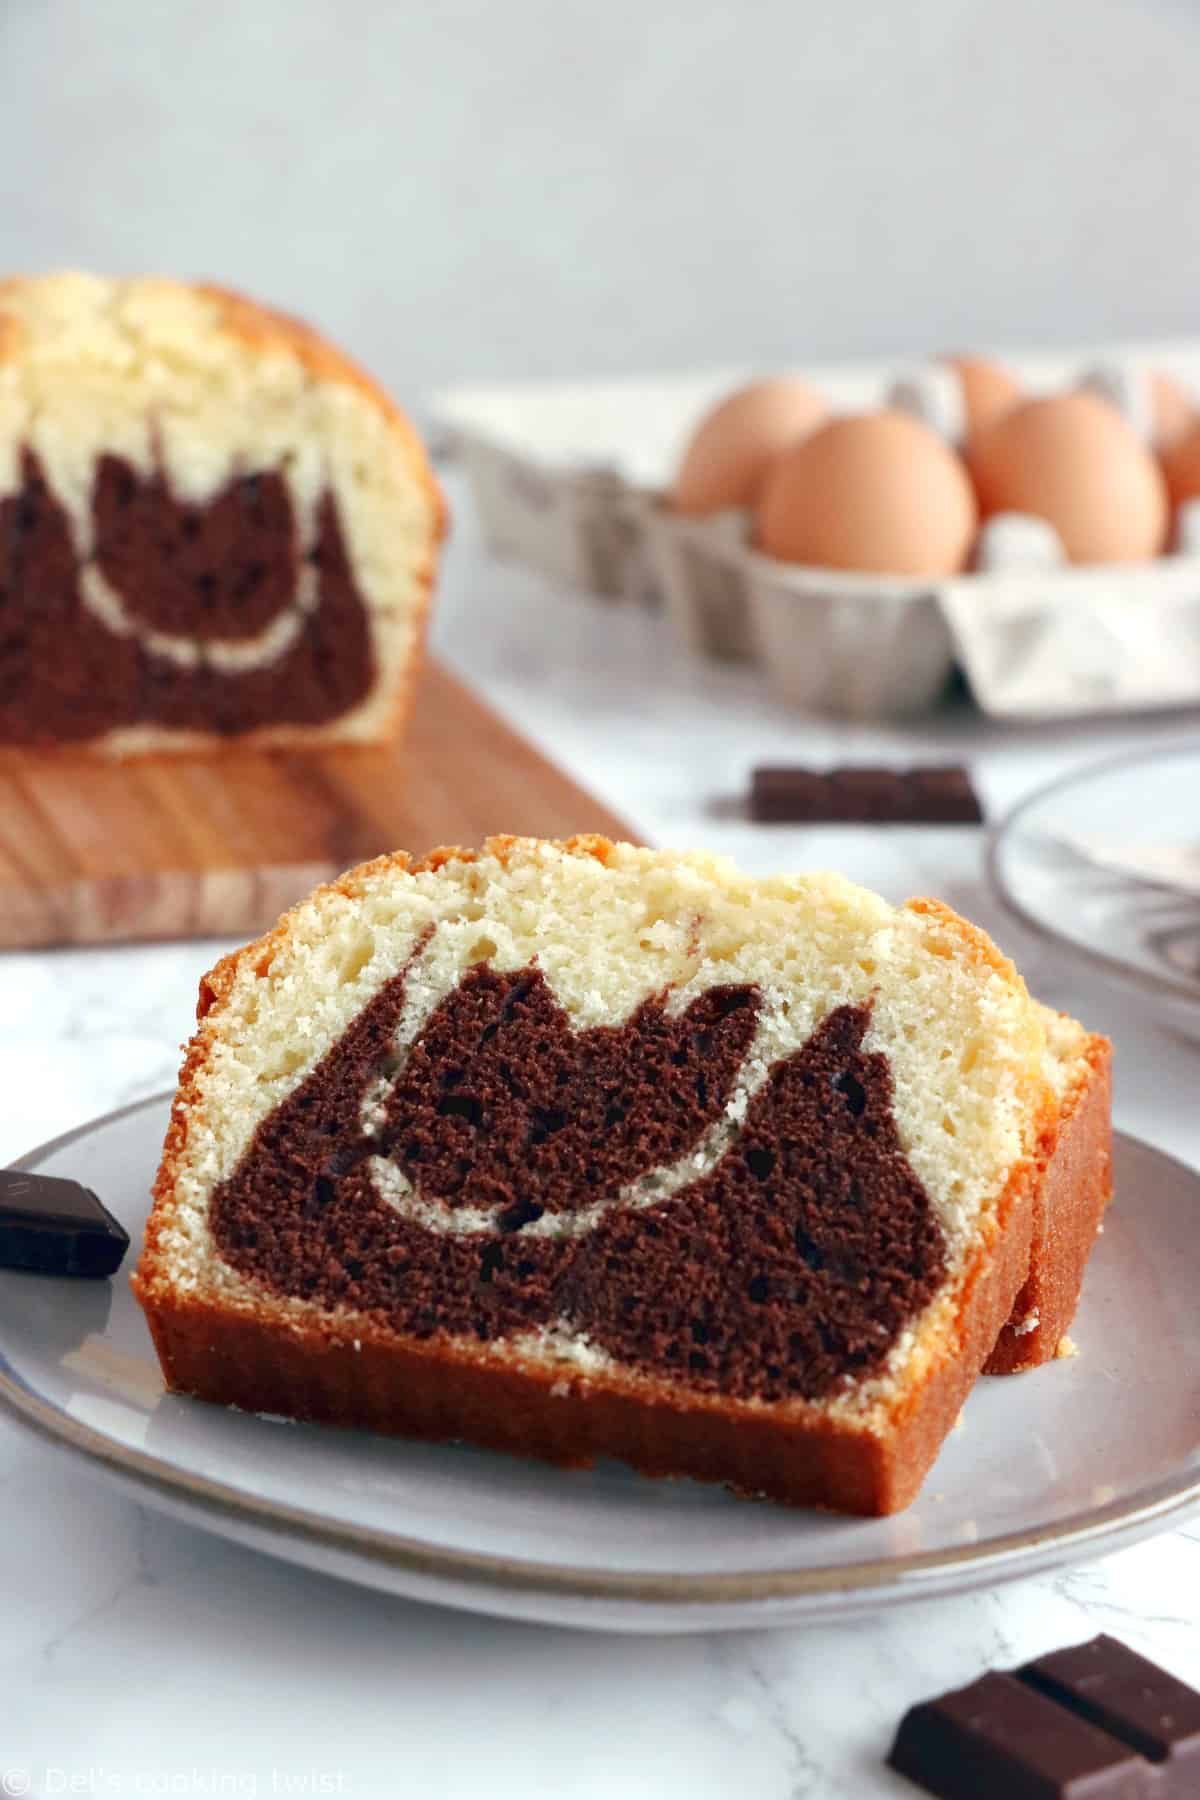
[649,355,1200,719]
[888,354,1021,447]
[647,368,986,715]
[1076,362,1195,451]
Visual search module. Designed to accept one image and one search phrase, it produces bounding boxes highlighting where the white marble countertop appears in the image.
[1,474,1197,1799]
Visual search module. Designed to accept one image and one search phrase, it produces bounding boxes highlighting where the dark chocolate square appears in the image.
[1022,1634,1200,1773]
[750,767,835,823]
[828,767,910,822]
[888,1635,1200,1798]
[889,1670,1146,1798]
[0,1170,130,1278]
[905,766,985,825]
[747,763,983,826]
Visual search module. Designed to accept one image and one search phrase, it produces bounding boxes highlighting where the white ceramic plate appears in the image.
[989,742,1200,1039]
[2,1095,1198,1634]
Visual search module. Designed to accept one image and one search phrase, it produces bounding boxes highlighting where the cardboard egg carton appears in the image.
[434,342,1200,720]
[435,369,749,602]
[642,502,955,716]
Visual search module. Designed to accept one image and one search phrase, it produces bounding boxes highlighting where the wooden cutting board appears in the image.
[0,660,636,949]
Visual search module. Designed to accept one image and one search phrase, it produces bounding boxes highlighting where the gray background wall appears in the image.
[2,0,1196,413]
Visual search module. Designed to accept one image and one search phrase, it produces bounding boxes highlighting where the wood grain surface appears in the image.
[0,660,636,949]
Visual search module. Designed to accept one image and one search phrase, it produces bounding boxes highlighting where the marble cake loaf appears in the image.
[136,836,1068,1515]
[0,272,445,753]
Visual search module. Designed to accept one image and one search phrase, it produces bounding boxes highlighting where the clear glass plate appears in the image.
[989,741,1200,1036]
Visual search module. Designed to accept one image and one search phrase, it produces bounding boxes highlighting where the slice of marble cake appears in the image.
[0,272,444,753]
[135,836,1066,1514]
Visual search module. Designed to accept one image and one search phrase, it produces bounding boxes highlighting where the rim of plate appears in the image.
[987,738,1200,1012]
[2,1092,1199,1609]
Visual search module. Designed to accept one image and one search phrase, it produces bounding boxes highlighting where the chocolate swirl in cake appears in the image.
[209,963,948,1403]
[0,448,374,742]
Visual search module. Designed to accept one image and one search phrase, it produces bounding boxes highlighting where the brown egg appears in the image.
[755,410,978,576]
[945,354,1022,436]
[1158,417,1200,510]
[672,377,828,515]
[1149,372,1196,450]
[966,391,1168,564]
[1081,363,1198,448]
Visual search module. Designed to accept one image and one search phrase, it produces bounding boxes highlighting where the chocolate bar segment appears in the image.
[829,768,913,823]
[750,767,837,823]
[888,1636,1200,1798]
[749,764,983,825]
[888,1669,1145,1798]
[0,1170,130,1277]
[904,765,985,825]
[1021,1634,1200,1773]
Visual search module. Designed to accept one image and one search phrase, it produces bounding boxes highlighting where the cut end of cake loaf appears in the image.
[135,837,1057,1514]
[985,1007,1112,1376]
[0,272,446,754]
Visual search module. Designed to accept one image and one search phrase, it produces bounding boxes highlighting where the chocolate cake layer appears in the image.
[92,455,302,641]
[0,449,374,743]
[384,966,760,1213]
[570,999,947,1396]
[210,965,948,1402]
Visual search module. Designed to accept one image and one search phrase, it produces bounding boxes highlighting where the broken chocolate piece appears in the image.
[889,1669,1145,1798]
[1022,1635,1200,1773]
[888,1634,1200,1798]
[749,764,983,825]
[0,1170,130,1277]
